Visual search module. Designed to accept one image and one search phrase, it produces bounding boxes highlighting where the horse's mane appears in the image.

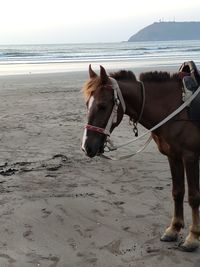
[82,70,181,99]
[82,70,137,99]
[139,71,180,83]
[82,76,101,100]
[109,70,137,81]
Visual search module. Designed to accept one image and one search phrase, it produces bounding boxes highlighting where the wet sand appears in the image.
[0,69,199,266]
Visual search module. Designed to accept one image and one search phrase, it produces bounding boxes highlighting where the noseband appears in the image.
[85,77,126,136]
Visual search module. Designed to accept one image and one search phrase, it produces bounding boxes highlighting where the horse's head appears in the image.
[81,65,125,158]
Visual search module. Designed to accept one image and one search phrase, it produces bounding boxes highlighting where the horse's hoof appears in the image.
[178,242,199,252]
[160,233,178,242]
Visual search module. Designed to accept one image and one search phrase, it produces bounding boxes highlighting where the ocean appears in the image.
[0,40,200,75]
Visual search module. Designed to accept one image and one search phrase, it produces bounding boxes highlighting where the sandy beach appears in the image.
[0,68,199,267]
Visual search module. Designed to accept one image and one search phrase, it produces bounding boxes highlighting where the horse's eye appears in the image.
[97,103,107,110]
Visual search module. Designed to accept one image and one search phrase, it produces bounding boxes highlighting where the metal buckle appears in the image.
[115,98,120,105]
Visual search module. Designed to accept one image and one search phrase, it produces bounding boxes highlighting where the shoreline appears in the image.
[0,59,181,77]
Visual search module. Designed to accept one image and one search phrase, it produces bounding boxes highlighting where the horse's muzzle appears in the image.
[81,128,106,158]
[82,142,104,158]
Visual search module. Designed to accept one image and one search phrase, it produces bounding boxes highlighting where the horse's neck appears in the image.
[121,80,182,129]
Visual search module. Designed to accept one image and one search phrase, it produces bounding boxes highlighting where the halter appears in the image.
[85,77,126,136]
[130,81,145,136]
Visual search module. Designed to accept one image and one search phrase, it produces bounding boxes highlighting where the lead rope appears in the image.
[101,85,200,160]
[101,135,152,160]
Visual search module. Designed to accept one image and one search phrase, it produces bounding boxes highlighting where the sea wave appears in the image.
[0,40,200,67]
[185,48,200,52]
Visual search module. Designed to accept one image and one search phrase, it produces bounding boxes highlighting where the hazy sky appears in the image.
[1,0,200,44]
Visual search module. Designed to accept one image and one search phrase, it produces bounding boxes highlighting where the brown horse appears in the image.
[81,65,200,252]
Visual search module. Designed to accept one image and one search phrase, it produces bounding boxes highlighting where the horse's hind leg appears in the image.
[180,155,200,252]
[161,157,185,242]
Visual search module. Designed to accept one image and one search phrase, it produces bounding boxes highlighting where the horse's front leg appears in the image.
[180,155,200,252]
[161,157,185,242]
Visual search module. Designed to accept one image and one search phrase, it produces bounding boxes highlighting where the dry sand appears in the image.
[0,69,199,267]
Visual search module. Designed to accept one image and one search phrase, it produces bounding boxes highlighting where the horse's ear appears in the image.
[89,64,97,78]
[100,65,108,84]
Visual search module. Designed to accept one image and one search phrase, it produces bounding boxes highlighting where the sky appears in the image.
[1,0,200,44]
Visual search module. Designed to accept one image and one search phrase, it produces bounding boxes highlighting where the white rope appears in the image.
[102,85,200,160]
[101,135,152,160]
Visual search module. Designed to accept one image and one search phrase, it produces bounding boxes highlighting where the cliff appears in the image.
[128,21,200,42]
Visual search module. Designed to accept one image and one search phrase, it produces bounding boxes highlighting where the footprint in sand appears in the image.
[73,225,93,238]
[67,238,77,250]
[23,224,34,241]
[91,209,104,217]
[77,251,98,264]
[41,208,52,218]
[0,254,16,264]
